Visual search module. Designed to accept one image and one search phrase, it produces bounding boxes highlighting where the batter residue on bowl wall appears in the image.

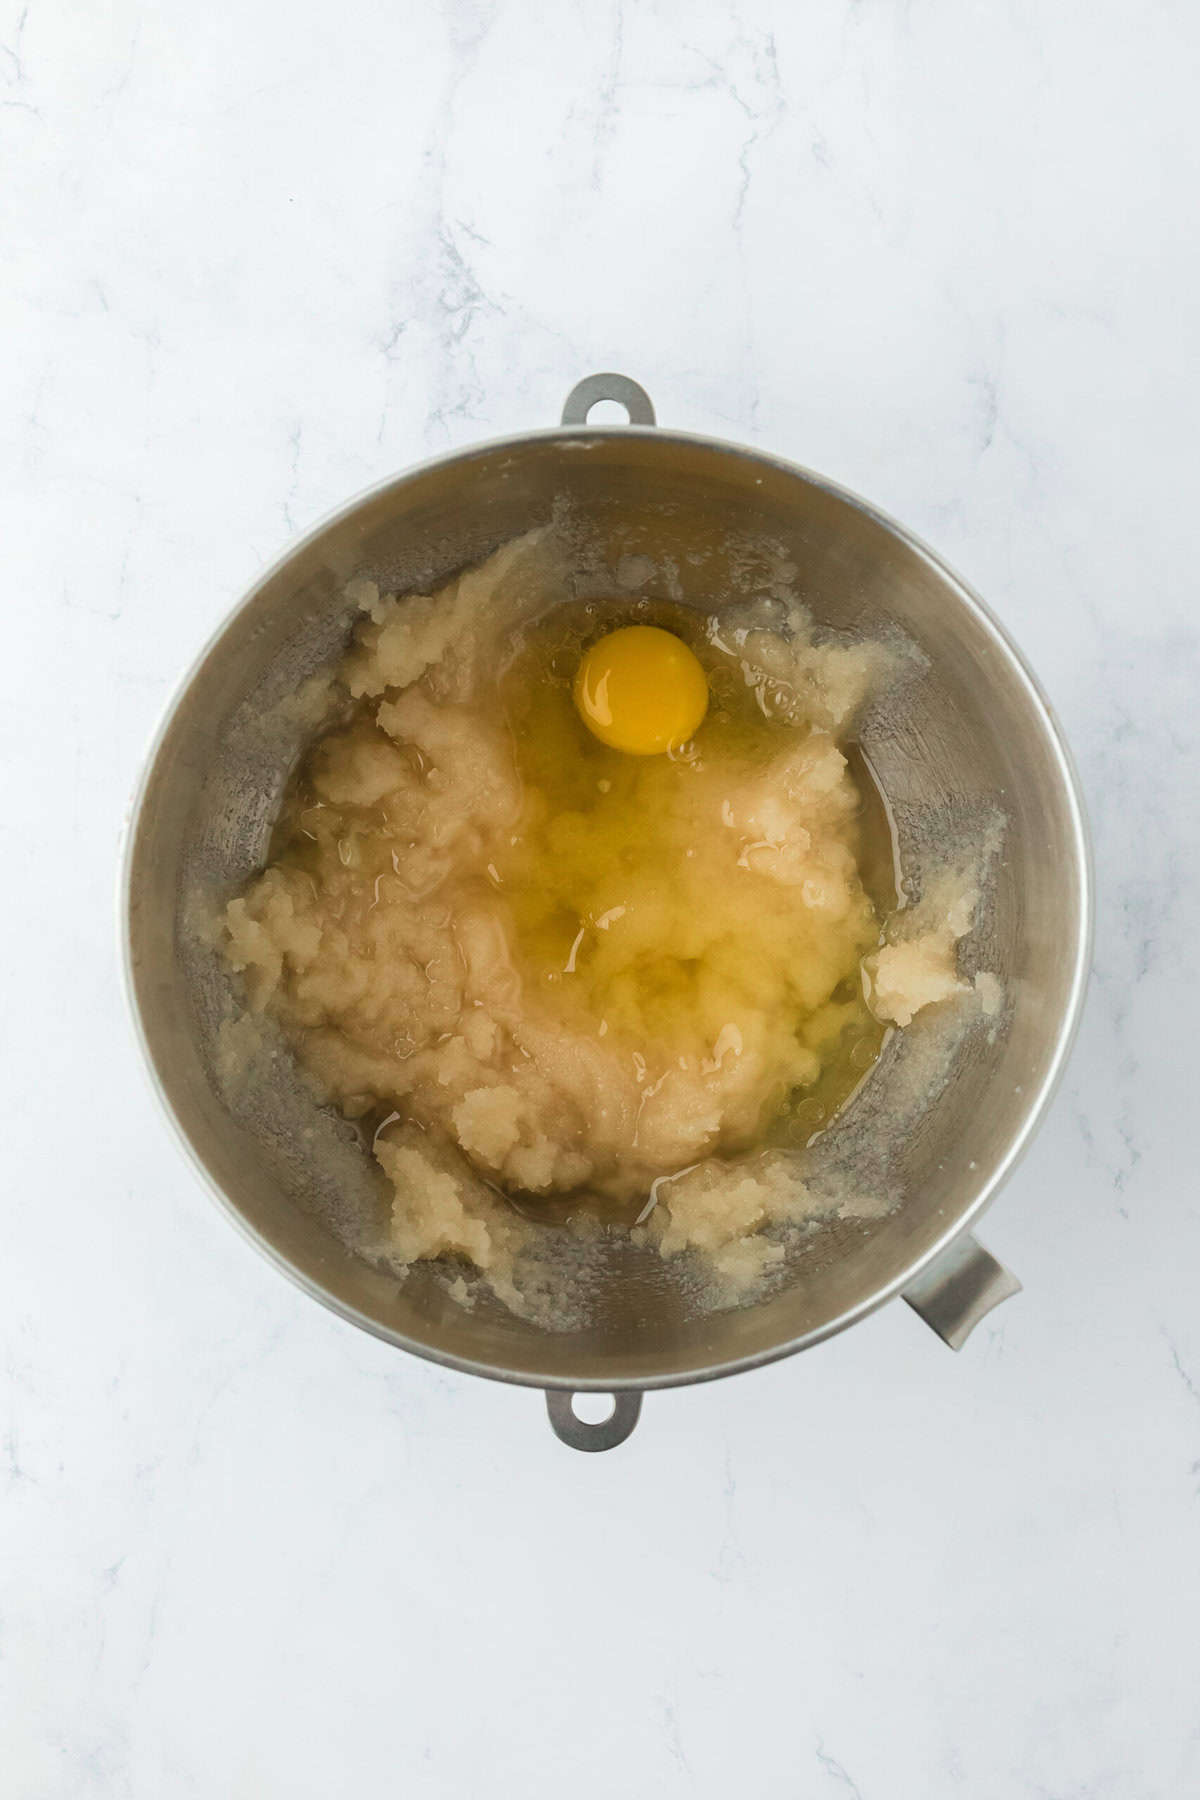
[221,526,1000,1316]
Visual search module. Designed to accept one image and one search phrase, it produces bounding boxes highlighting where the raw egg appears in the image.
[573,625,709,755]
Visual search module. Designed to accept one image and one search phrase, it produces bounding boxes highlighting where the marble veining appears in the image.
[3,1,1199,1795]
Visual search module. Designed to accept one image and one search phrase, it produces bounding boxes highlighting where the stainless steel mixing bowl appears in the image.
[124,374,1091,1451]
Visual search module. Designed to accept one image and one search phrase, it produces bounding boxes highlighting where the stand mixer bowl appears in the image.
[123,375,1091,1450]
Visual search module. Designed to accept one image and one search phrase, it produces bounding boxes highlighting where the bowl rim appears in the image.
[120,421,1095,1393]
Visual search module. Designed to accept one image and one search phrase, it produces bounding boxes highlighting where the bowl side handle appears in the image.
[903,1234,1021,1350]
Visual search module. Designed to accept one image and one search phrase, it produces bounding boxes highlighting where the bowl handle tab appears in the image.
[545,1389,643,1452]
[561,373,657,428]
[903,1234,1021,1350]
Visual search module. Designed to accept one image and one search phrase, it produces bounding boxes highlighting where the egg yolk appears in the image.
[573,625,709,756]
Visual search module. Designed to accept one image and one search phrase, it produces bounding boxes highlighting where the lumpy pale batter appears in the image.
[223,528,982,1305]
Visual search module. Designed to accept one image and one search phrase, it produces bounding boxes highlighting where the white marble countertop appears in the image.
[4,2,1199,1794]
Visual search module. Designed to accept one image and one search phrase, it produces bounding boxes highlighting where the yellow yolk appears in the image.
[573,625,709,755]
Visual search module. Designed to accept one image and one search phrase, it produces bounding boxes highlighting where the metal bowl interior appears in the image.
[125,427,1090,1390]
